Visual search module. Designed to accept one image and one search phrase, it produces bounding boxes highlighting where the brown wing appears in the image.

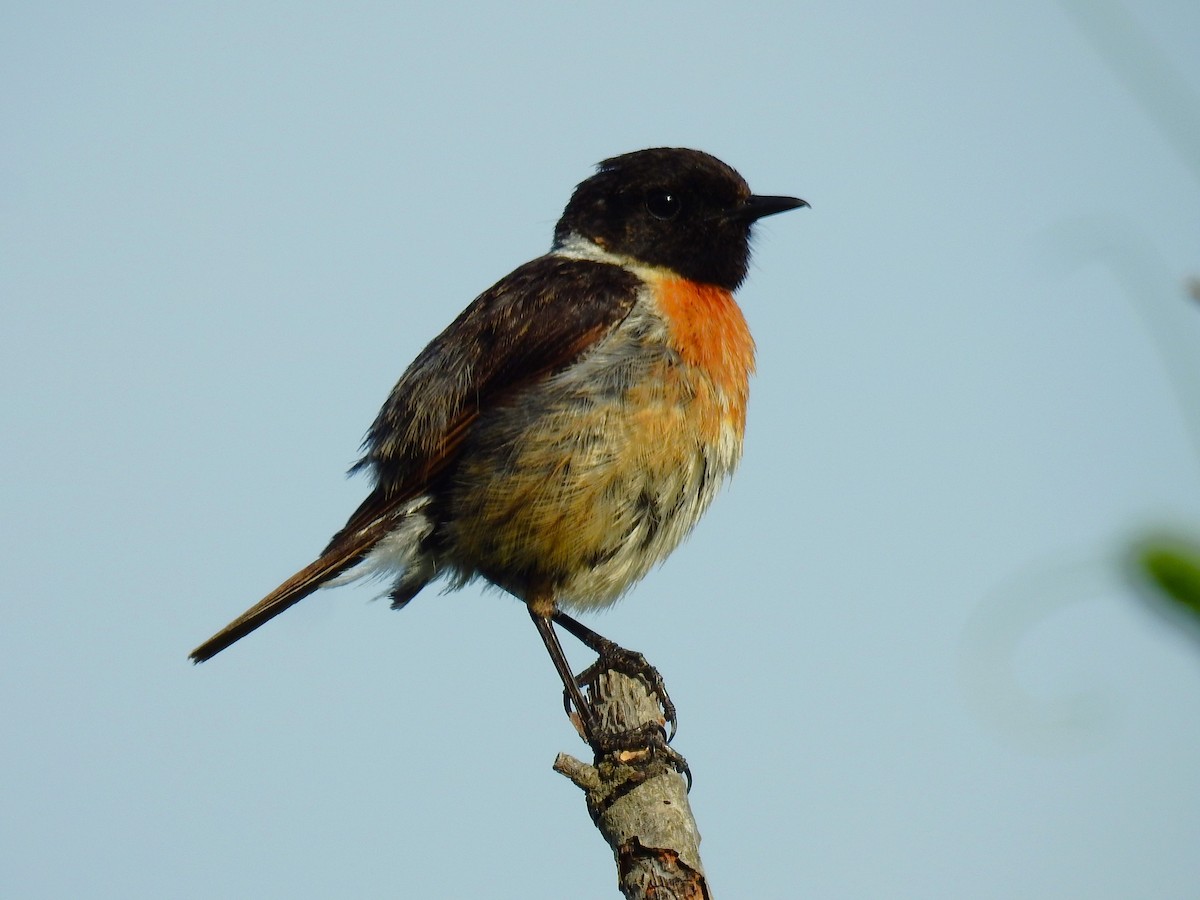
[353,255,643,483]
[324,254,642,549]
[190,254,641,663]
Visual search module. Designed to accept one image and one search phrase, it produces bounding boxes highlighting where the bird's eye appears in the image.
[645,190,682,221]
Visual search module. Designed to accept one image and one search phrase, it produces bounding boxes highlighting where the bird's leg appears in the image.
[528,606,600,742]
[551,610,678,743]
[529,605,690,784]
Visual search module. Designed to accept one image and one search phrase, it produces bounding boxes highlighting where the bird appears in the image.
[190,147,806,741]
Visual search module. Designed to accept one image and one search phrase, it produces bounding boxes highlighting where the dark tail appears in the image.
[189,521,392,663]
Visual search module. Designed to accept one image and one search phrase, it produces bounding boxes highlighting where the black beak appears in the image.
[732,194,810,223]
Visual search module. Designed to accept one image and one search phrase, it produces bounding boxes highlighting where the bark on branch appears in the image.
[554,668,710,899]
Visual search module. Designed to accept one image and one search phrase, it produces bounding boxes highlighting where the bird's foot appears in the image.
[590,721,692,790]
[564,638,678,744]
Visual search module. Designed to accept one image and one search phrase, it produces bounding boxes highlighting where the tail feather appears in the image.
[189,521,392,663]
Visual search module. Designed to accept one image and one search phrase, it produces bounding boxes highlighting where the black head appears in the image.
[553,148,806,290]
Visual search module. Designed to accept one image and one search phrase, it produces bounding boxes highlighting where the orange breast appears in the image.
[443,274,757,608]
[655,277,756,421]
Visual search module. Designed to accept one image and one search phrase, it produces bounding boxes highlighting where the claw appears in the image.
[577,641,678,742]
[545,610,680,746]
[591,721,692,791]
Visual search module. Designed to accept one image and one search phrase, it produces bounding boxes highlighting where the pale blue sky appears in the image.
[3,2,1199,897]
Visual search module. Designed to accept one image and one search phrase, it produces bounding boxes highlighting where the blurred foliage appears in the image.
[1137,540,1200,622]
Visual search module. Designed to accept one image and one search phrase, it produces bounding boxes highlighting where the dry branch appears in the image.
[554,668,710,899]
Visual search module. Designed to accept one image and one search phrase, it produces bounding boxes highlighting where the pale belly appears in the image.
[442,351,743,609]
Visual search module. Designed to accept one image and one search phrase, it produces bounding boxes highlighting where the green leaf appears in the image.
[1139,544,1200,619]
